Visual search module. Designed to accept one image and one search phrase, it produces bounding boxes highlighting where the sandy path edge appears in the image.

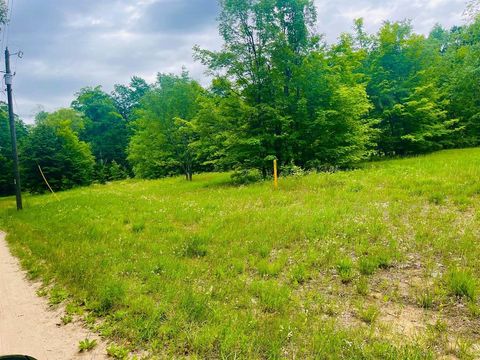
[0,231,108,359]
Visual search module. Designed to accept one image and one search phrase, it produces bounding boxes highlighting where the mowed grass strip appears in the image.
[1,148,480,358]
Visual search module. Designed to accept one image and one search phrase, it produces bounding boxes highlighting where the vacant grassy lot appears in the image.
[1,149,480,359]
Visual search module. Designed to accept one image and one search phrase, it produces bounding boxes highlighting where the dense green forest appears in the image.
[1,0,480,195]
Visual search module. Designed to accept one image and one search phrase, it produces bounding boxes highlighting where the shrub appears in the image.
[231,169,262,185]
[281,162,306,177]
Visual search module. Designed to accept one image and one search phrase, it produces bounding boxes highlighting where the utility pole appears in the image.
[5,47,22,210]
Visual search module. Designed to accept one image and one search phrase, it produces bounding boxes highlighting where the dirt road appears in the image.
[0,231,107,359]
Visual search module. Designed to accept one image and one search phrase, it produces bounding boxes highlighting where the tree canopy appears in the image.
[2,1,480,195]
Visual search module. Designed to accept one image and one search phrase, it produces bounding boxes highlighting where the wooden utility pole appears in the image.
[5,47,22,210]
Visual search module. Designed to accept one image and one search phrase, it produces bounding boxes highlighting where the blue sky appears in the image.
[3,0,467,122]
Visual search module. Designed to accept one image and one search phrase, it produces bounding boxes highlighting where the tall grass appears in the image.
[1,149,479,358]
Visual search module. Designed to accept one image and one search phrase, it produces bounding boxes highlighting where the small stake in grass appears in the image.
[273,159,278,190]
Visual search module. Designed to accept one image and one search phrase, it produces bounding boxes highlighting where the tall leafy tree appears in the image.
[21,109,95,193]
[128,72,203,180]
[194,0,375,176]
[297,35,377,168]
[362,21,456,155]
[0,104,28,196]
[437,19,480,146]
[112,76,151,121]
[72,87,129,168]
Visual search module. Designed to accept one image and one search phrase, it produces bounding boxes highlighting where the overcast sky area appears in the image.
[3,0,468,122]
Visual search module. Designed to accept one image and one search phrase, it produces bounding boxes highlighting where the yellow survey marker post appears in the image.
[273,159,278,190]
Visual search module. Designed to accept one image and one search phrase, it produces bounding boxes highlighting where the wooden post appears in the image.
[273,159,278,190]
[5,47,22,210]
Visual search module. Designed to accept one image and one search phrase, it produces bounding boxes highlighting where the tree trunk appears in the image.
[261,166,267,180]
[185,163,193,181]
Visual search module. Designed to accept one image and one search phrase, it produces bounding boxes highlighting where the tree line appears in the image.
[1,0,480,195]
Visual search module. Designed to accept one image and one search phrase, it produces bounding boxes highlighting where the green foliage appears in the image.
[0,105,27,196]
[111,76,150,121]
[356,277,369,296]
[231,168,263,185]
[178,235,208,258]
[4,2,479,192]
[108,160,128,181]
[193,0,377,176]
[359,256,378,276]
[72,86,129,170]
[106,344,129,359]
[49,287,68,305]
[290,264,310,284]
[2,1,480,194]
[61,314,73,325]
[310,85,376,169]
[0,0,7,25]
[20,109,95,193]
[438,18,480,147]
[78,338,97,352]
[128,72,203,180]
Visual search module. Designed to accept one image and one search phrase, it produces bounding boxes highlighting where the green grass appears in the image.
[447,268,477,301]
[1,148,480,358]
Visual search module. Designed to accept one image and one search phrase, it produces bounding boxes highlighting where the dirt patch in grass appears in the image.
[368,258,480,358]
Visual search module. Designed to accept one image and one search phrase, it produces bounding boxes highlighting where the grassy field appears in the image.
[1,149,480,359]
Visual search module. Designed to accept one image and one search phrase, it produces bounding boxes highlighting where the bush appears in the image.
[281,162,306,177]
[231,168,262,185]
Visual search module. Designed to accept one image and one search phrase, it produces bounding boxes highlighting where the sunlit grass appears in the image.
[1,148,479,358]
